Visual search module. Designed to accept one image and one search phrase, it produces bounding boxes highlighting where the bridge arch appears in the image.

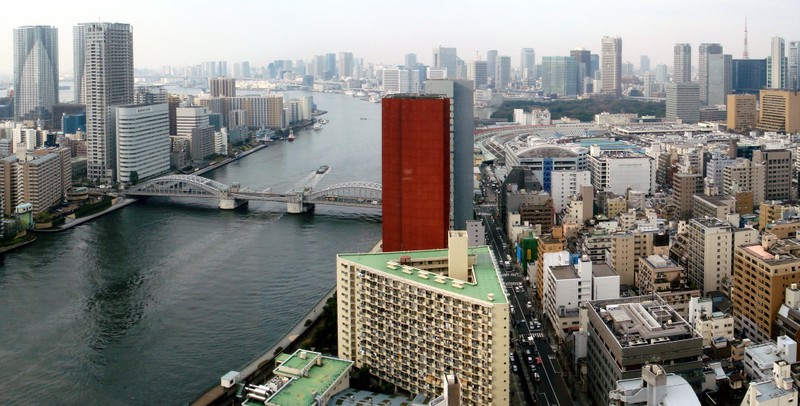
[126,175,230,198]
[305,181,382,203]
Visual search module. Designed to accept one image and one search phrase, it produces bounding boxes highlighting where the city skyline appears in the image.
[1,0,799,76]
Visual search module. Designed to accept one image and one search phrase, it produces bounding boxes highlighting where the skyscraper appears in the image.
[486,49,498,86]
[82,22,134,182]
[13,26,59,123]
[768,37,788,89]
[673,43,692,83]
[655,64,669,83]
[468,60,488,89]
[312,55,325,79]
[324,53,337,80]
[789,41,800,90]
[541,56,578,96]
[732,59,767,94]
[338,52,353,79]
[601,36,622,96]
[666,82,700,123]
[432,46,457,79]
[425,80,474,232]
[495,55,511,89]
[520,48,535,81]
[404,53,417,67]
[707,54,732,106]
[73,25,87,104]
[571,48,591,94]
[209,77,236,97]
[115,103,169,184]
[698,43,723,104]
[640,55,650,72]
[382,95,451,251]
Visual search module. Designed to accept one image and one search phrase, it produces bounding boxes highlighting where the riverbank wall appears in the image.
[191,240,381,406]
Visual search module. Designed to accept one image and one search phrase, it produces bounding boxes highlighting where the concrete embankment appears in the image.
[191,240,381,406]
[35,197,141,233]
[191,286,337,406]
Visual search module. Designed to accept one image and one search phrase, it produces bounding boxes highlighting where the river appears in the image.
[0,91,382,404]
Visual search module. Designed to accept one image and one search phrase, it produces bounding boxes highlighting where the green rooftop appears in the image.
[266,352,353,406]
[280,350,317,372]
[274,353,292,364]
[338,246,507,304]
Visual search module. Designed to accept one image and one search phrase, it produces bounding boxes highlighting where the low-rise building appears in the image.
[637,255,699,318]
[743,336,797,383]
[775,284,800,343]
[609,364,700,406]
[741,360,798,406]
[693,194,735,220]
[543,252,619,338]
[241,349,353,406]
[586,295,703,406]
[687,297,735,348]
[535,235,564,303]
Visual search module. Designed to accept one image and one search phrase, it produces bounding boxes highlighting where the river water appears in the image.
[0,92,382,404]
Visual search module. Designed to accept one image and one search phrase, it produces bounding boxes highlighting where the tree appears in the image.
[35,211,52,223]
[129,171,139,185]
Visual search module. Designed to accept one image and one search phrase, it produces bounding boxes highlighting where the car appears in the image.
[536,357,543,364]
[525,349,531,356]
[534,372,541,382]
[527,356,534,364]
[512,364,518,373]
[530,364,536,372]
[510,353,515,362]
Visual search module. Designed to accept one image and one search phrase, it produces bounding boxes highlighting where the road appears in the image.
[478,166,574,406]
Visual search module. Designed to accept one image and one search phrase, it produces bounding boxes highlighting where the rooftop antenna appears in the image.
[743,18,749,59]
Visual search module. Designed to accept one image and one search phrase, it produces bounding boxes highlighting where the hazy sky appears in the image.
[2,0,799,75]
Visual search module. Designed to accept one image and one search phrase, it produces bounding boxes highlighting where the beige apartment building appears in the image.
[733,236,800,342]
[637,255,699,318]
[727,94,757,131]
[758,89,800,133]
[753,148,793,201]
[723,158,765,209]
[337,232,509,405]
[606,230,669,286]
[536,235,563,303]
[671,172,703,220]
[0,147,72,215]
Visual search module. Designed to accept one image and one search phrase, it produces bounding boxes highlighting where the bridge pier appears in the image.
[219,197,247,209]
[287,192,313,213]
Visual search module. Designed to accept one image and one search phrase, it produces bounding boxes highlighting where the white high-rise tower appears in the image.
[673,43,692,84]
[82,22,134,182]
[768,37,788,89]
[13,25,59,123]
[600,36,622,96]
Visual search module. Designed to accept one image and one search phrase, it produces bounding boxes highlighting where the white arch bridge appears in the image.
[125,174,382,213]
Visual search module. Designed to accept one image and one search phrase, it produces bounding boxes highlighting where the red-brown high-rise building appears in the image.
[382,94,451,252]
